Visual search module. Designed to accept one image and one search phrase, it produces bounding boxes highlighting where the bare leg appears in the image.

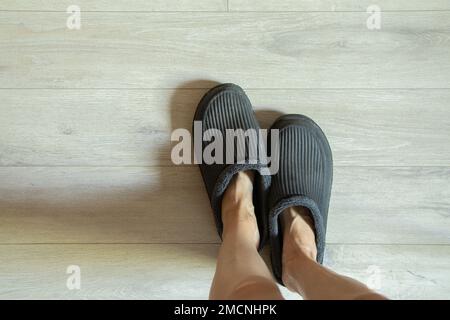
[209,171,283,300]
[281,206,387,300]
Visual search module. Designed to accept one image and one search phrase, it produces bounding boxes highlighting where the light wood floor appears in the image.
[0,1,449,299]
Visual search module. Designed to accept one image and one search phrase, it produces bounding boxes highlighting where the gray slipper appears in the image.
[193,83,271,250]
[268,114,333,284]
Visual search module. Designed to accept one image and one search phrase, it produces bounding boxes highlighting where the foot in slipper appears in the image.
[268,114,333,285]
[193,83,271,250]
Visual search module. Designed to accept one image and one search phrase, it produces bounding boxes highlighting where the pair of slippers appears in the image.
[193,83,333,285]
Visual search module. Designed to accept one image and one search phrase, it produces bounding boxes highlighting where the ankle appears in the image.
[221,171,259,247]
[222,171,255,225]
[222,207,260,249]
[222,171,254,211]
[283,239,317,263]
[281,206,317,287]
[281,206,317,260]
[222,196,254,219]
[281,248,316,293]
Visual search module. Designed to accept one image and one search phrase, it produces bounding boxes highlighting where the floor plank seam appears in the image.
[0,243,448,246]
[1,9,450,13]
[2,88,450,91]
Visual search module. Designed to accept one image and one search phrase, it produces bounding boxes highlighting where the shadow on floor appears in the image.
[167,80,286,263]
[2,80,288,274]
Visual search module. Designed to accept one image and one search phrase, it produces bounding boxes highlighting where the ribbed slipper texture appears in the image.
[204,90,259,132]
[269,115,333,284]
[271,126,330,213]
[200,87,261,195]
[194,84,270,249]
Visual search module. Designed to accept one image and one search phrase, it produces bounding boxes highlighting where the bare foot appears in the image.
[281,206,317,289]
[221,171,259,248]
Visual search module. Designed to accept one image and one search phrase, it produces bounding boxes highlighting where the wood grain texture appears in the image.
[229,0,450,12]
[3,0,450,12]
[1,89,449,166]
[0,0,228,12]
[1,166,449,245]
[1,4,449,300]
[0,244,448,299]
[1,12,450,89]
